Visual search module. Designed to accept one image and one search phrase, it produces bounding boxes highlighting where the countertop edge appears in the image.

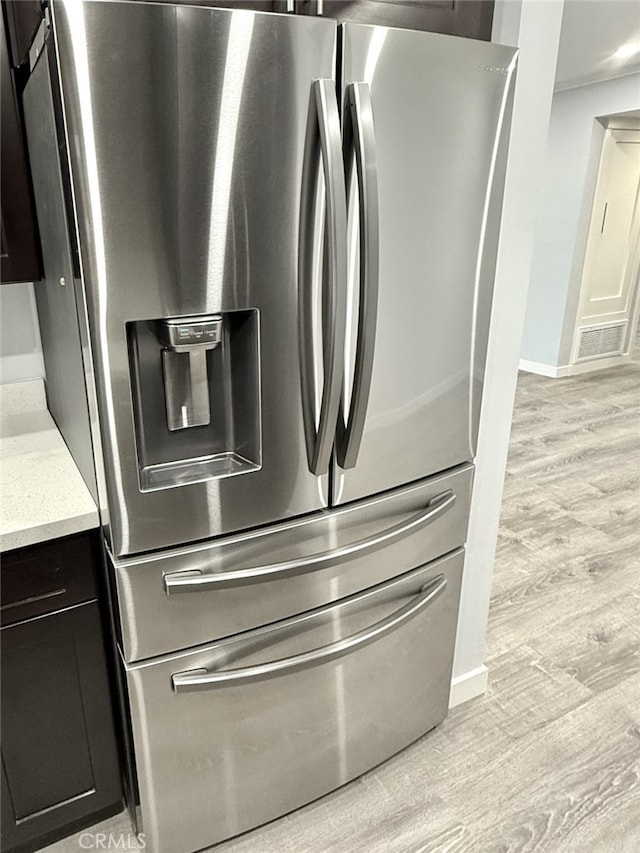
[0,510,101,554]
[1,379,100,554]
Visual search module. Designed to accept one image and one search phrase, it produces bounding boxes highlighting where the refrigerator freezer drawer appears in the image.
[126,552,463,853]
[114,464,473,661]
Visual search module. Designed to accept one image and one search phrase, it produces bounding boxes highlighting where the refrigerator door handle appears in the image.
[299,79,348,476]
[171,574,447,691]
[164,489,455,594]
[338,82,379,470]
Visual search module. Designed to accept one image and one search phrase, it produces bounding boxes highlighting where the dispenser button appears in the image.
[158,316,223,349]
[176,325,221,345]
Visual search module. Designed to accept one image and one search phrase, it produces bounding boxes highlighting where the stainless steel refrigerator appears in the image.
[23,2,517,850]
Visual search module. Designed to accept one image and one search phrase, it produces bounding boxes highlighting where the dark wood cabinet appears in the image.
[2,0,43,69]
[0,10,41,284]
[297,0,493,39]
[0,533,100,626]
[2,0,493,41]
[0,532,122,853]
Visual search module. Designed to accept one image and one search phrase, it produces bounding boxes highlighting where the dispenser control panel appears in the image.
[158,316,223,351]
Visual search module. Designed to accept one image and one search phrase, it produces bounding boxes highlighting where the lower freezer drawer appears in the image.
[125,550,464,853]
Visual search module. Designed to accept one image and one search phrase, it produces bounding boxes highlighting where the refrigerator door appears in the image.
[50,1,343,556]
[335,25,517,505]
[125,551,463,853]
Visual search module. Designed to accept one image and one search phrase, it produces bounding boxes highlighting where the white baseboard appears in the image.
[519,353,631,378]
[518,359,570,378]
[449,664,488,708]
[566,354,631,375]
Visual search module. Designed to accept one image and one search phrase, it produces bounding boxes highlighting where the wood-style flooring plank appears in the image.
[527,591,640,695]
[408,676,640,853]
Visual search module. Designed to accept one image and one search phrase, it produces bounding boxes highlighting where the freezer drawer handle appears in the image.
[164,489,455,594]
[171,573,447,692]
[298,78,348,476]
[338,82,379,470]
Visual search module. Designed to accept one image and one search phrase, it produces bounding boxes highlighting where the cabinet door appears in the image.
[296,0,494,40]
[0,15,40,284]
[3,1,43,68]
[0,602,121,853]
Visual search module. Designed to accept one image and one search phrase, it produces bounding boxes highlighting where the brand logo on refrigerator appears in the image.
[477,64,510,74]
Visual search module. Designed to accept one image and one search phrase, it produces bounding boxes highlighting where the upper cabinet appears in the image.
[0,7,41,284]
[147,0,494,39]
[3,0,494,49]
[296,1,494,40]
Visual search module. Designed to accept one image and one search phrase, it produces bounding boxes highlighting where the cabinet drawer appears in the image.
[115,464,473,661]
[0,531,100,626]
[126,551,463,853]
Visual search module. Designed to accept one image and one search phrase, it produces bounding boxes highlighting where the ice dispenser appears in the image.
[156,316,223,431]
[127,311,261,491]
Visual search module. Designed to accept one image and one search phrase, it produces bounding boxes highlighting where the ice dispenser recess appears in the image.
[127,310,261,492]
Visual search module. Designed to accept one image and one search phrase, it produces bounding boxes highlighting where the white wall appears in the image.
[521,74,640,369]
[451,0,564,705]
[0,282,44,383]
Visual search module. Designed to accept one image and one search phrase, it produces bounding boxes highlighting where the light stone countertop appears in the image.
[0,379,99,552]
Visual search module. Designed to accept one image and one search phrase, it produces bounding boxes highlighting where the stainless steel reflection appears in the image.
[171,574,446,690]
[125,554,463,853]
[51,1,337,555]
[114,464,472,662]
[334,24,517,504]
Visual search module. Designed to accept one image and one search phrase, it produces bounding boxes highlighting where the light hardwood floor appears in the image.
[43,348,640,853]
